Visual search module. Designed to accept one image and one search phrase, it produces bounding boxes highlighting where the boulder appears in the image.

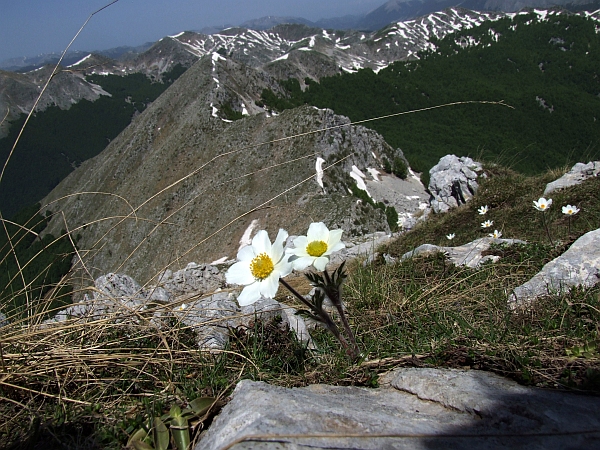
[428,155,483,214]
[195,368,600,449]
[508,228,600,309]
[543,161,600,196]
[401,237,525,268]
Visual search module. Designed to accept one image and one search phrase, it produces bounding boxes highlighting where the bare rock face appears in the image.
[543,161,600,196]
[428,155,483,214]
[508,228,600,309]
[194,368,600,449]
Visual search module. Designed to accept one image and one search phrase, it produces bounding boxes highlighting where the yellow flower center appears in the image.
[250,253,274,280]
[306,240,328,257]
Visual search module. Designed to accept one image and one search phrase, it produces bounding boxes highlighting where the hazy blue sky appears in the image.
[0,0,383,62]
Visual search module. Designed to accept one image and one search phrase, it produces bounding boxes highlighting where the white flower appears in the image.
[481,220,493,228]
[286,222,345,271]
[226,229,292,306]
[562,204,580,215]
[478,205,489,215]
[446,233,456,240]
[488,230,502,239]
[533,197,552,211]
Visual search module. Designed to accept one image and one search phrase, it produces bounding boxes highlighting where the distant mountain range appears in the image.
[2,0,599,72]
[0,8,513,139]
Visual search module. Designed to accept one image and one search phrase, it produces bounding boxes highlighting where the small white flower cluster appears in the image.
[534,197,580,215]
[226,222,344,306]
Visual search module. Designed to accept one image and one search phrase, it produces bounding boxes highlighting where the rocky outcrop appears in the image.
[41,232,389,349]
[399,237,524,268]
[42,271,310,351]
[428,155,483,214]
[543,161,600,196]
[508,228,600,309]
[195,367,600,449]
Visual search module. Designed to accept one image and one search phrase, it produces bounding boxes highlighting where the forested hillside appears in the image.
[0,65,186,218]
[262,12,600,176]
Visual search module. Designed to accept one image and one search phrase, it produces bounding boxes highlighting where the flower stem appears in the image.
[327,284,360,357]
[542,212,554,246]
[279,278,357,359]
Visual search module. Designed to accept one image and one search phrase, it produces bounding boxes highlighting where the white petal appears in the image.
[237,245,255,262]
[275,258,293,278]
[271,228,288,263]
[226,261,254,285]
[325,229,344,255]
[327,241,345,254]
[236,282,262,306]
[307,222,329,242]
[252,230,271,254]
[313,256,329,271]
[327,228,343,246]
[290,236,309,256]
[260,273,279,299]
[291,256,314,271]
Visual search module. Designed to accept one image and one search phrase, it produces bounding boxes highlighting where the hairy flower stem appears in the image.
[279,278,357,359]
[542,212,554,245]
[326,285,360,356]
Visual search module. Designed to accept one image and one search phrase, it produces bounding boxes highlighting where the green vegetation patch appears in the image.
[0,65,187,218]
[261,13,600,176]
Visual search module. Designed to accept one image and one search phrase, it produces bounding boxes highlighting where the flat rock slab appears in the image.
[195,368,600,449]
[509,228,600,309]
[543,161,600,196]
[401,238,525,268]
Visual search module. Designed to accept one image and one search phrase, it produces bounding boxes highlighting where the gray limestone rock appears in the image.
[543,161,600,196]
[159,262,225,298]
[508,228,600,309]
[93,273,147,310]
[428,155,483,214]
[401,238,525,268]
[173,291,240,350]
[240,297,315,349]
[195,368,600,450]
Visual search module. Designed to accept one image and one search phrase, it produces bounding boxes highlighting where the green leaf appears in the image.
[170,422,190,450]
[153,417,169,450]
[131,441,155,450]
[169,404,183,418]
[188,397,215,416]
[295,309,323,323]
[127,427,148,446]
